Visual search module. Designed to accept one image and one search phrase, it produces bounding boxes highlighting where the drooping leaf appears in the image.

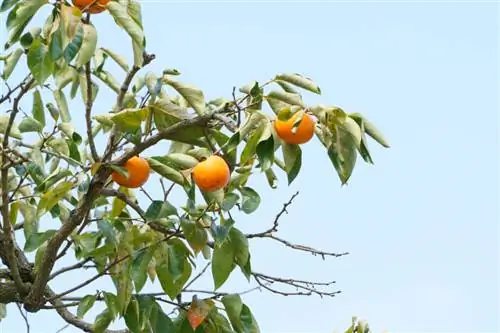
[229,227,249,269]
[54,90,70,122]
[27,39,54,85]
[24,229,56,252]
[282,143,302,185]
[107,1,145,47]
[328,127,358,185]
[275,73,321,94]
[131,247,154,293]
[58,123,82,144]
[1,47,23,80]
[92,309,113,333]
[63,22,84,63]
[75,23,98,67]
[211,239,234,290]
[32,89,45,126]
[0,0,20,13]
[220,192,240,211]
[77,294,96,319]
[151,303,175,333]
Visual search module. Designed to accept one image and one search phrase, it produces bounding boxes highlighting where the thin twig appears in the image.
[16,303,30,333]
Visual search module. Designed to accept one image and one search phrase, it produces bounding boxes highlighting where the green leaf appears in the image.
[97,219,117,247]
[4,0,45,49]
[48,138,70,156]
[107,1,145,46]
[350,113,390,148]
[264,168,278,189]
[24,229,56,252]
[75,23,98,67]
[132,248,154,293]
[151,303,175,333]
[239,304,260,333]
[275,73,321,94]
[101,47,129,72]
[162,153,199,170]
[0,115,22,139]
[0,0,20,13]
[146,157,186,185]
[37,180,74,215]
[124,298,141,332]
[32,89,45,126]
[255,124,274,171]
[20,27,41,49]
[210,219,234,247]
[103,292,119,320]
[328,128,357,185]
[54,90,70,122]
[165,79,206,115]
[18,117,42,133]
[340,117,362,149]
[181,220,208,253]
[266,90,305,108]
[27,39,54,85]
[110,108,148,132]
[221,192,239,211]
[212,239,234,290]
[221,294,244,332]
[1,47,23,80]
[238,187,261,214]
[49,24,63,61]
[92,309,113,333]
[77,294,96,319]
[229,228,249,269]
[282,143,302,185]
[58,123,82,144]
[145,201,178,221]
[46,103,59,121]
[156,260,192,300]
[63,22,84,63]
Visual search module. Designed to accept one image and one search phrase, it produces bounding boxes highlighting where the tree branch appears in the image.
[85,59,99,162]
[1,77,34,297]
[100,188,146,219]
[252,272,340,298]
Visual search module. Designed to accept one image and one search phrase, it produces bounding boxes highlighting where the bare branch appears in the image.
[253,272,340,298]
[260,234,349,258]
[85,57,99,162]
[247,191,299,237]
[16,303,30,333]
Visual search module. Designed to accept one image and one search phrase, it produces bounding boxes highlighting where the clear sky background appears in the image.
[1,1,498,333]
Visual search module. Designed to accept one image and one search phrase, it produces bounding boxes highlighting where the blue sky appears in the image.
[1,1,498,332]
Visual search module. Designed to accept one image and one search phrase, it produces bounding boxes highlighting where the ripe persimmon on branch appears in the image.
[0,0,390,332]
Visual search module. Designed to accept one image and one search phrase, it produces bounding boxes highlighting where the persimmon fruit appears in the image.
[192,155,230,192]
[111,156,150,188]
[274,110,315,145]
[72,0,110,14]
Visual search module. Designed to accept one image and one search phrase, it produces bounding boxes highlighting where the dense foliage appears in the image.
[0,0,389,332]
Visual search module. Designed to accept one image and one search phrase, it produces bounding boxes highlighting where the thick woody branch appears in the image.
[0,281,31,304]
[1,77,34,297]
